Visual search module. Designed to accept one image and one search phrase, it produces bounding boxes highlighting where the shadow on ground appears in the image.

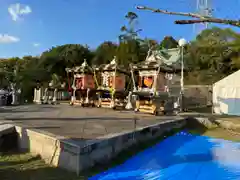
[5,116,176,122]
[0,155,40,166]
[0,106,59,113]
[0,157,85,180]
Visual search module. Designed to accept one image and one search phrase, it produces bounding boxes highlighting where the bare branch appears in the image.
[136,5,240,27]
[175,19,240,27]
[136,6,208,19]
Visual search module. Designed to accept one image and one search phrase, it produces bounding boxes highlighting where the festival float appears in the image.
[130,48,182,115]
[65,60,97,106]
[40,74,66,105]
[93,56,129,109]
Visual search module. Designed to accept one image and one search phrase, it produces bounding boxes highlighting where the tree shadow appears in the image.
[0,105,59,113]
[0,129,19,153]
[31,126,61,130]
[185,106,212,113]
[5,117,134,121]
[0,155,41,166]
[0,165,84,180]
[184,116,213,135]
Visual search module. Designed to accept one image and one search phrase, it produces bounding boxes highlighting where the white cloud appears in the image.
[0,34,20,43]
[33,43,40,47]
[8,3,32,21]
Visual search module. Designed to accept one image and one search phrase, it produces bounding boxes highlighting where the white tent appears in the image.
[213,70,240,115]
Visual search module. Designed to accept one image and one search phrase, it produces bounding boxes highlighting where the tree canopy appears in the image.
[158,36,178,49]
[1,26,240,100]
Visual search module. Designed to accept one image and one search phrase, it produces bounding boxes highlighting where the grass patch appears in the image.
[185,106,212,113]
[185,114,240,142]
[0,153,85,180]
[188,126,240,142]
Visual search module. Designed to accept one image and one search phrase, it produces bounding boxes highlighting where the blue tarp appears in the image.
[89,131,240,180]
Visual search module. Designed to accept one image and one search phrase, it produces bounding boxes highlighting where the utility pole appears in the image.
[194,0,213,35]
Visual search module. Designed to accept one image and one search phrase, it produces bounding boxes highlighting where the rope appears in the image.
[153,65,161,96]
[93,69,99,88]
[126,78,132,91]
[113,60,117,94]
[130,64,136,91]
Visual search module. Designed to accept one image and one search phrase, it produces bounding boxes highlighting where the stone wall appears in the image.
[183,85,212,109]
[77,119,186,171]
[15,126,80,172]
[15,118,186,174]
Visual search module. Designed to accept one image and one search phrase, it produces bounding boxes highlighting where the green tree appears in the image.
[116,12,150,65]
[187,27,239,73]
[40,44,93,77]
[119,12,142,42]
[92,41,118,65]
[183,27,240,84]
[158,36,178,49]
[0,56,49,101]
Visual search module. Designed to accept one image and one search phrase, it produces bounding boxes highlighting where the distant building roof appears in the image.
[132,48,185,72]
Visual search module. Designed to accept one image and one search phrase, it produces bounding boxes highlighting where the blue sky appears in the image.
[0,0,240,58]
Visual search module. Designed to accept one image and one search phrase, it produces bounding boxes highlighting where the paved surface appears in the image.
[0,104,182,140]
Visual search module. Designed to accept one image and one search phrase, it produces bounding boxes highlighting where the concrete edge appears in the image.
[0,124,16,136]
[12,117,186,156]
[7,118,187,173]
[14,125,81,153]
[78,118,186,156]
[97,117,184,140]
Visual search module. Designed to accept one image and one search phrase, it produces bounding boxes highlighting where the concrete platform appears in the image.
[0,104,182,141]
[0,104,186,173]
